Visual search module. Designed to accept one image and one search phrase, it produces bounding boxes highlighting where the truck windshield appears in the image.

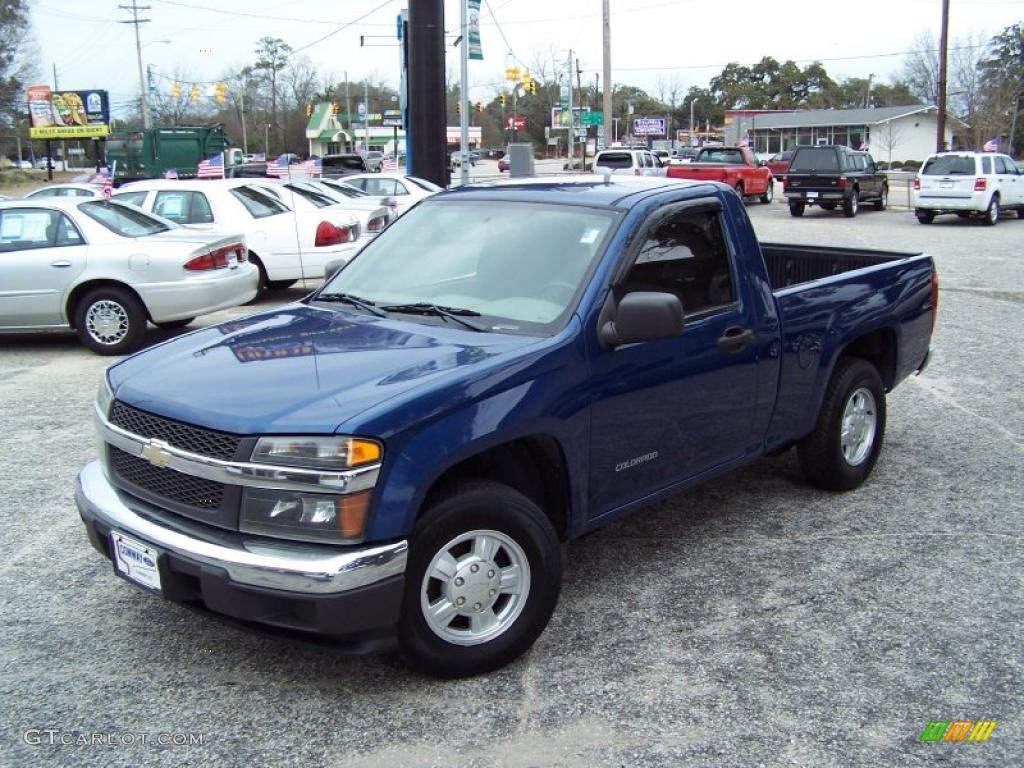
[78,200,171,237]
[317,200,616,335]
[789,148,839,172]
[921,156,975,175]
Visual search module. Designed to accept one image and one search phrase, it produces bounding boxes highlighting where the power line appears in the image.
[290,0,398,56]
[149,0,396,26]
[119,1,152,129]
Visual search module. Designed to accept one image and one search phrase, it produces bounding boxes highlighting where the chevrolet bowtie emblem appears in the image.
[140,440,172,467]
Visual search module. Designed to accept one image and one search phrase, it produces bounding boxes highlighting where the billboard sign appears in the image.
[28,86,110,139]
[633,118,666,136]
[505,116,526,131]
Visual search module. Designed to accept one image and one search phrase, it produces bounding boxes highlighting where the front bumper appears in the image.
[76,460,407,635]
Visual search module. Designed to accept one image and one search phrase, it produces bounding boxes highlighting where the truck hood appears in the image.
[108,304,542,435]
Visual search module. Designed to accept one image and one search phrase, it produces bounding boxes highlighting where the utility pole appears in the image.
[344,71,352,146]
[458,0,469,186]
[407,0,447,185]
[576,55,585,170]
[602,0,611,152]
[239,90,248,154]
[364,80,370,151]
[936,0,950,152]
[689,99,695,146]
[567,49,574,166]
[119,1,152,129]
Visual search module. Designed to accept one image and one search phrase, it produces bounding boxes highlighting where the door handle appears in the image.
[718,326,753,353]
[50,260,72,268]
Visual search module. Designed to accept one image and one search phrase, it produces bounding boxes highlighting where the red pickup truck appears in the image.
[667,146,774,203]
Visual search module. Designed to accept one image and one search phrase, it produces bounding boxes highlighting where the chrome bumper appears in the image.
[75,460,407,595]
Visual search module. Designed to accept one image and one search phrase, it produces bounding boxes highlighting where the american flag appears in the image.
[303,157,322,177]
[382,156,398,171]
[197,153,224,179]
[859,141,870,151]
[266,156,290,177]
[983,136,1000,152]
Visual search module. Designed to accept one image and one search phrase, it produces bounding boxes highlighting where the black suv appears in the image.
[782,145,888,218]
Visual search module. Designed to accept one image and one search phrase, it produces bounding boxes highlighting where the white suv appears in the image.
[593,149,666,177]
[913,151,1024,225]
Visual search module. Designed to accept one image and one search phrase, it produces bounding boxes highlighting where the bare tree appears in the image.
[254,37,293,151]
[949,30,988,148]
[903,30,940,105]
[150,69,214,126]
[871,118,907,165]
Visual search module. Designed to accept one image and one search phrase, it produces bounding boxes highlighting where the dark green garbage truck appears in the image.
[105,125,242,181]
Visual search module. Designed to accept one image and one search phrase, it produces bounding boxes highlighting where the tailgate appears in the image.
[667,164,728,180]
[784,173,843,193]
[917,174,975,200]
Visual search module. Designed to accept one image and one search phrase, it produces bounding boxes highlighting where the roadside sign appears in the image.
[581,111,603,127]
[506,116,526,131]
[381,109,402,127]
[633,118,666,136]
[575,129,587,138]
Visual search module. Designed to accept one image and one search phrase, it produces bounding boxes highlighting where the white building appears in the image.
[725,105,968,163]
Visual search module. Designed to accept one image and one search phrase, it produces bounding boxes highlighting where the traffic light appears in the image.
[499,94,506,107]
[171,81,181,99]
[520,69,531,86]
[306,104,313,117]
[215,83,227,104]
[455,101,461,115]
[474,101,482,113]
[190,84,200,103]
[528,80,538,96]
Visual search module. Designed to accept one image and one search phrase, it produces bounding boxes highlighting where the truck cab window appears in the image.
[621,209,734,315]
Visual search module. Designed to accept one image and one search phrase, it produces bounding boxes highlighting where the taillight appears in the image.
[367,216,387,233]
[974,177,986,191]
[184,242,243,271]
[838,175,847,189]
[931,268,939,331]
[315,221,352,247]
[913,177,920,190]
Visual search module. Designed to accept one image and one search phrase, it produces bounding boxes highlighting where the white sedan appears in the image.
[339,173,442,215]
[0,198,257,355]
[22,183,104,200]
[251,179,393,242]
[114,179,362,290]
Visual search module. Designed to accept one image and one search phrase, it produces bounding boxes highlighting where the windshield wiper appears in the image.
[379,302,487,332]
[314,292,387,317]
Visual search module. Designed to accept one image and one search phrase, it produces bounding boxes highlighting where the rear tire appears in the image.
[398,480,561,678]
[798,357,886,491]
[982,195,999,226]
[760,180,773,204]
[74,286,147,356]
[843,189,859,217]
[874,184,888,211]
[789,202,805,217]
[915,209,934,224]
[735,182,745,199]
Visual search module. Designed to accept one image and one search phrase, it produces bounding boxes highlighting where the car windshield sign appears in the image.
[315,200,616,335]
[78,200,170,237]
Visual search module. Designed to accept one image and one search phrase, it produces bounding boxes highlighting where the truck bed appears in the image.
[760,243,919,289]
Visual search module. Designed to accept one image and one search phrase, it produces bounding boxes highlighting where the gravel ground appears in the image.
[0,197,1020,767]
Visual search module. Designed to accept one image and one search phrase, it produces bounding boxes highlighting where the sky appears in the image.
[29,0,1024,118]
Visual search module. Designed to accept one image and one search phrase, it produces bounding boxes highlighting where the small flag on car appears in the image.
[197,153,225,179]
[983,136,1000,152]
[266,155,290,177]
[382,156,398,171]
[303,157,322,177]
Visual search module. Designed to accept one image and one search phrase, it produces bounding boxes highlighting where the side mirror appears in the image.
[600,291,684,348]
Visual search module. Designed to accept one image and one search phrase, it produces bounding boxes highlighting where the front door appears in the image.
[587,201,761,516]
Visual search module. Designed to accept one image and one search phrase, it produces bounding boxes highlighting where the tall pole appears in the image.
[689,99,695,146]
[239,90,247,154]
[344,71,352,146]
[119,1,152,129]
[364,80,370,151]
[602,0,612,152]
[458,0,469,185]
[567,49,574,166]
[576,55,585,170]
[407,0,447,185]
[936,0,950,152]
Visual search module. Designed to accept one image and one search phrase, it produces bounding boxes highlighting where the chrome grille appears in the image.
[110,446,225,510]
[109,401,241,460]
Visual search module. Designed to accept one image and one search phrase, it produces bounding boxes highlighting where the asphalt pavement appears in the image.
[1,193,1020,767]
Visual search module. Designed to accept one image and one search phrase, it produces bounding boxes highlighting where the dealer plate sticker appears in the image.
[112,532,162,592]
[806,191,818,199]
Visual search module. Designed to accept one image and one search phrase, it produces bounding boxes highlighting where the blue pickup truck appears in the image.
[76,177,937,677]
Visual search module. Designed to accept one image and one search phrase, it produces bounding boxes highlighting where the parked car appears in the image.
[783,145,888,217]
[0,198,256,354]
[670,147,699,164]
[261,179,394,238]
[340,173,442,215]
[766,149,794,176]
[666,146,774,203]
[912,151,1024,225]
[449,151,477,171]
[320,153,370,179]
[33,156,61,170]
[76,176,936,676]
[593,148,665,176]
[114,179,362,289]
[22,183,104,200]
[364,151,385,173]
[498,156,510,173]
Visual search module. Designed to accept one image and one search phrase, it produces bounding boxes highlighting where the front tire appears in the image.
[74,286,147,356]
[734,182,745,200]
[398,480,562,678]
[843,189,859,217]
[798,357,886,491]
[760,180,774,204]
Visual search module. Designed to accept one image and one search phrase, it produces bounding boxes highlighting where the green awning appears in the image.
[318,129,346,141]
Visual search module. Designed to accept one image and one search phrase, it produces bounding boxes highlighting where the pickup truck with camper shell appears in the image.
[77,176,937,678]
[666,146,774,203]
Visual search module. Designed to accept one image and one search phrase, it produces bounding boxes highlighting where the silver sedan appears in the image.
[0,198,258,354]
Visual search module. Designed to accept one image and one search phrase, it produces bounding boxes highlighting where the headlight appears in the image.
[96,375,114,416]
[239,488,371,543]
[250,436,382,470]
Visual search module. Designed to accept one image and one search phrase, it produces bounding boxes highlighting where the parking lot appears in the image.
[2,195,1021,767]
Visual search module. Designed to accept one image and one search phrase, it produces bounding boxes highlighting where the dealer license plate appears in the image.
[111,532,162,592]
[806,192,818,199]
[940,181,953,188]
